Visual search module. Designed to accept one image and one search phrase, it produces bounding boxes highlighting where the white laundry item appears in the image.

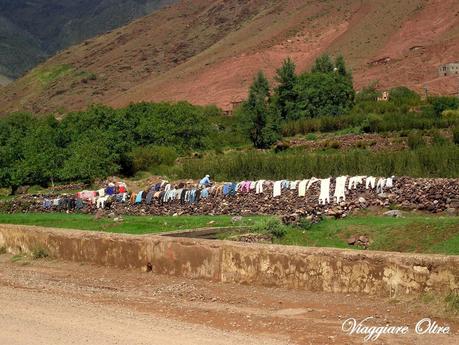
[348,176,366,190]
[319,178,331,205]
[273,181,282,197]
[256,180,265,194]
[376,178,387,193]
[385,176,394,188]
[307,177,319,190]
[98,188,105,197]
[366,176,376,189]
[96,196,108,209]
[250,181,257,190]
[290,180,300,190]
[121,193,127,202]
[164,184,171,192]
[298,179,309,197]
[334,176,347,203]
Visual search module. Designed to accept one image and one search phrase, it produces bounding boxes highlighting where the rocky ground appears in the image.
[0,254,458,345]
[3,177,459,221]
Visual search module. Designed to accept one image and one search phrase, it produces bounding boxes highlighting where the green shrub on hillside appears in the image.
[428,96,459,117]
[129,145,177,174]
[453,126,459,145]
[407,131,426,150]
[389,86,421,106]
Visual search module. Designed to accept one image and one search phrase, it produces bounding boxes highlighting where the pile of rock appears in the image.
[347,235,371,249]
[230,233,273,244]
[1,177,458,218]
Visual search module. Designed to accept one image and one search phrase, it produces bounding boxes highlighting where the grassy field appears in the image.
[0,213,264,235]
[272,214,459,255]
[0,213,457,254]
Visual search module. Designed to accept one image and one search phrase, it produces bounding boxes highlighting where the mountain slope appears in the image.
[0,74,12,87]
[1,0,458,115]
[0,0,177,79]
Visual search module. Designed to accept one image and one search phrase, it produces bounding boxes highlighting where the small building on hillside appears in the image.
[438,62,459,77]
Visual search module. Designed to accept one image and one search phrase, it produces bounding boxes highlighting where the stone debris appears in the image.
[347,235,370,249]
[230,233,273,243]
[383,210,403,218]
[1,177,458,219]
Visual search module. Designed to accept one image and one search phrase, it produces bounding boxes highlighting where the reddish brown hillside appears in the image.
[1,0,458,115]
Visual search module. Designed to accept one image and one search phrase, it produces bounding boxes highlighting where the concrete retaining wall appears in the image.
[0,224,458,296]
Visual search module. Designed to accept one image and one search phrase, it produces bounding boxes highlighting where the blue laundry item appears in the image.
[229,182,237,196]
[281,180,290,189]
[201,188,209,199]
[75,199,85,209]
[189,189,198,203]
[199,175,211,186]
[223,183,231,196]
[105,186,116,195]
[43,199,52,208]
[135,191,143,204]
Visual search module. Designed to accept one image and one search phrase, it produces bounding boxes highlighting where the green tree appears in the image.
[311,54,335,74]
[0,112,37,194]
[335,55,352,80]
[274,57,298,120]
[132,102,211,151]
[428,96,459,117]
[293,72,355,118]
[240,72,280,148]
[60,130,120,182]
[18,116,64,187]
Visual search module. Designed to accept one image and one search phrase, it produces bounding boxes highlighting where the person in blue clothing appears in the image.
[199,174,212,188]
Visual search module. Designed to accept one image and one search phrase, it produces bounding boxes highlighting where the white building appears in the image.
[438,62,459,77]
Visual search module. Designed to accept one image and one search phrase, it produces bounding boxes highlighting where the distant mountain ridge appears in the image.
[1,0,458,115]
[0,0,177,80]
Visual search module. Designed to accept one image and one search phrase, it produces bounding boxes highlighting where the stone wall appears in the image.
[0,224,458,296]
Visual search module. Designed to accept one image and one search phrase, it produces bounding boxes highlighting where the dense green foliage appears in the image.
[0,102,227,192]
[237,72,280,148]
[237,55,355,146]
[1,53,458,190]
[428,96,459,117]
[282,89,459,137]
[170,145,459,180]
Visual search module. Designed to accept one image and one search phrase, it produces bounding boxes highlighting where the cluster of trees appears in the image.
[2,54,458,192]
[0,102,222,193]
[237,55,355,148]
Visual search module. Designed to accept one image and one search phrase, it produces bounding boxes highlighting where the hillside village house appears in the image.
[438,62,459,76]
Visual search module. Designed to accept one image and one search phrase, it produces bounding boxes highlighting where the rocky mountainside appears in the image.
[0,0,177,80]
[1,0,458,115]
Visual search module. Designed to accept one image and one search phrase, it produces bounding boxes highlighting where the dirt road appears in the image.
[0,254,457,345]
